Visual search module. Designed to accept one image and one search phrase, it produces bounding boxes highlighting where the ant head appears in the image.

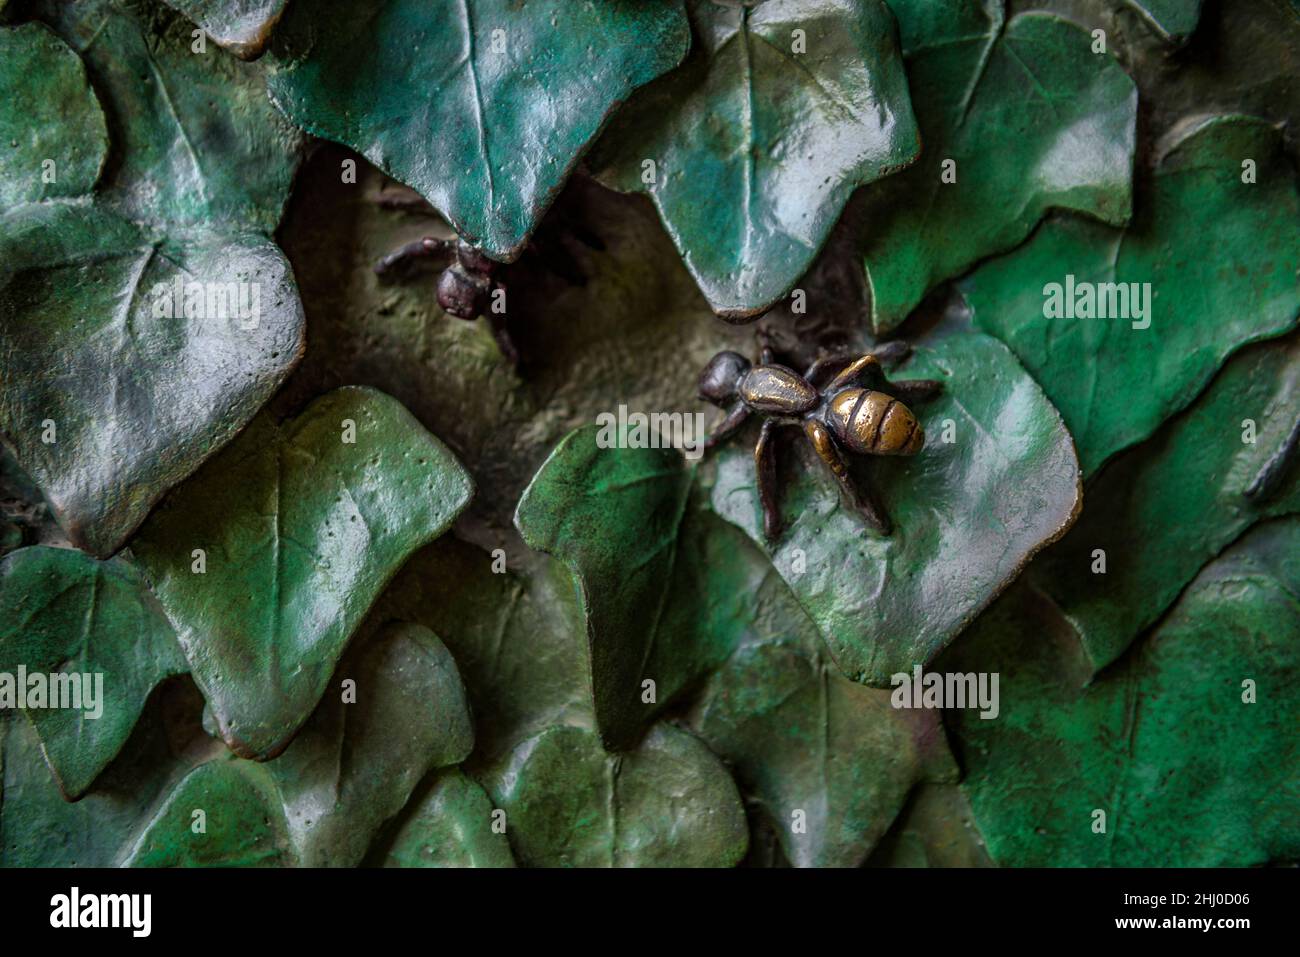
[698,351,750,405]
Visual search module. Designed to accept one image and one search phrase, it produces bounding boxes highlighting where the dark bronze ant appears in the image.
[374,234,517,364]
[371,183,605,365]
[699,339,942,540]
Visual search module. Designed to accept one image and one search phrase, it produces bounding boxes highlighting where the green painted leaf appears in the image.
[129,387,474,760]
[1026,0,1298,155]
[1030,333,1300,672]
[690,638,958,867]
[35,0,303,232]
[860,3,1137,334]
[515,426,764,750]
[266,0,691,260]
[591,0,919,318]
[963,114,1300,475]
[946,519,1300,866]
[0,547,186,799]
[0,22,108,207]
[485,723,749,867]
[124,759,293,866]
[711,318,1080,685]
[381,769,516,868]
[123,622,474,866]
[0,203,305,557]
[161,0,288,59]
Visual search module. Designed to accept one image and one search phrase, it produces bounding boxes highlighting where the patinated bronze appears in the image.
[699,340,942,539]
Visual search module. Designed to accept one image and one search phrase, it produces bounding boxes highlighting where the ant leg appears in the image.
[486,280,519,366]
[886,378,944,404]
[869,340,912,367]
[374,183,438,215]
[705,402,751,450]
[755,419,781,540]
[826,354,887,393]
[804,354,856,386]
[1245,414,1300,502]
[488,312,519,366]
[806,342,916,387]
[374,236,453,277]
[804,420,891,535]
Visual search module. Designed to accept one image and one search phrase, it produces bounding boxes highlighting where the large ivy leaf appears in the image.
[515,427,763,750]
[945,519,1300,866]
[711,317,1080,685]
[485,723,748,867]
[129,388,474,760]
[591,0,920,318]
[963,114,1300,475]
[265,0,691,261]
[161,0,289,59]
[380,769,516,868]
[1030,333,1300,672]
[859,2,1136,334]
[0,202,304,558]
[0,547,186,800]
[35,0,303,232]
[1020,0,1299,153]
[0,22,108,207]
[690,637,958,867]
[123,622,474,866]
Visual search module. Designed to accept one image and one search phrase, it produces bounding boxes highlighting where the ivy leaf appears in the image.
[123,622,474,866]
[122,760,293,866]
[711,317,1080,685]
[129,387,474,760]
[689,638,958,867]
[483,723,749,867]
[962,114,1300,475]
[0,22,108,207]
[160,0,289,59]
[0,547,187,800]
[36,0,303,232]
[380,769,516,868]
[590,0,919,318]
[265,0,691,261]
[515,427,762,750]
[1030,333,1300,672]
[946,519,1300,866]
[0,203,305,558]
[860,2,1137,334]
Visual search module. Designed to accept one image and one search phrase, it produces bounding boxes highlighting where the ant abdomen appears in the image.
[827,388,924,457]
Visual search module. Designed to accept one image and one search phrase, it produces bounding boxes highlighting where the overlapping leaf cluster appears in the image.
[1,0,1297,868]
